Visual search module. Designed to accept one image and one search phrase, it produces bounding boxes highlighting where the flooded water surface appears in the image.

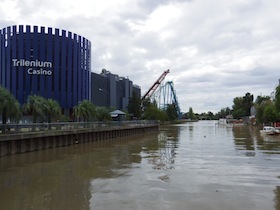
[0,121,280,210]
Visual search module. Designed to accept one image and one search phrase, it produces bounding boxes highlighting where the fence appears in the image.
[0,120,159,156]
[0,120,159,135]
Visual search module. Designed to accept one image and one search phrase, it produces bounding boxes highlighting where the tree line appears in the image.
[4,83,278,126]
[0,86,180,125]
[184,84,280,125]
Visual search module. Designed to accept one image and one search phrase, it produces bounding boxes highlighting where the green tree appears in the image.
[275,186,280,210]
[216,107,231,119]
[142,104,167,122]
[232,108,246,119]
[95,107,111,121]
[232,93,254,118]
[255,95,271,105]
[263,103,278,124]
[243,92,254,116]
[188,107,194,120]
[44,99,62,123]
[256,100,270,124]
[232,94,252,119]
[22,95,45,123]
[207,111,214,120]
[0,86,21,126]
[127,91,141,119]
[255,96,272,124]
[141,98,155,112]
[73,100,96,122]
[166,103,178,122]
[255,98,280,124]
[275,85,280,114]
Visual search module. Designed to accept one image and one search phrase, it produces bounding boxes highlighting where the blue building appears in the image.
[0,25,141,116]
[0,25,91,115]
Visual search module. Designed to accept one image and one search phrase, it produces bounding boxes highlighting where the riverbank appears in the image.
[0,121,159,156]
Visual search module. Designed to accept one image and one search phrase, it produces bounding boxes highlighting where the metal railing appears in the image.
[0,120,159,135]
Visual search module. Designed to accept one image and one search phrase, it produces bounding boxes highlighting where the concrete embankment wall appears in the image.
[0,125,158,157]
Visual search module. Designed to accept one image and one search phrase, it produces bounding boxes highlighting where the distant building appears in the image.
[91,69,141,110]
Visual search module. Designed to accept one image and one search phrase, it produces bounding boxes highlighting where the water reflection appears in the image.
[153,126,179,170]
[0,122,280,210]
[0,133,158,210]
[232,125,280,155]
[0,150,92,209]
[275,186,280,210]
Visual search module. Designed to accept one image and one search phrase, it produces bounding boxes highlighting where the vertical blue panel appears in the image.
[82,37,87,100]
[32,26,38,95]
[87,40,91,99]
[86,42,90,99]
[60,30,66,107]
[84,41,87,100]
[77,35,82,102]
[0,29,5,86]
[88,41,91,100]
[18,25,24,104]
[46,27,53,98]
[67,32,73,108]
[80,37,84,100]
[11,26,17,96]
[54,28,60,102]
[39,27,46,97]
[73,34,78,105]
[25,26,31,100]
[6,27,11,91]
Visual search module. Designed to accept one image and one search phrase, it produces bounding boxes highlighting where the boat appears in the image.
[260,126,277,135]
[275,127,280,134]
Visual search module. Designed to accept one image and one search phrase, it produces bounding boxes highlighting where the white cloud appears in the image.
[0,0,280,113]
[1,0,20,19]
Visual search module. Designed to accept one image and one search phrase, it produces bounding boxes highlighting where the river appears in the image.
[0,120,279,210]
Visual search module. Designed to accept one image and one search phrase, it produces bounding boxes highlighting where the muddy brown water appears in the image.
[0,120,279,210]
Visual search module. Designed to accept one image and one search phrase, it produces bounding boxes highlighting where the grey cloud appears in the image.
[0,20,16,29]
[1,0,279,113]
[137,0,192,12]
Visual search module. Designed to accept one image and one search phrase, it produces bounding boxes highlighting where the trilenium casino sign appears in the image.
[12,59,53,76]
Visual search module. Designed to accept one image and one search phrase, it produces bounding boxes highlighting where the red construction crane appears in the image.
[141,69,170,101]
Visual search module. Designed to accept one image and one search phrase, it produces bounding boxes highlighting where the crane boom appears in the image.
[141,69,170,100]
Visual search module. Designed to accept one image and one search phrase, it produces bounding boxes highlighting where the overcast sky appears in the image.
[1,0,280,113]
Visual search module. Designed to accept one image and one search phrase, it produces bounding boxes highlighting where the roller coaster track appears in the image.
[141,69,181,119]
[151,81,181,119]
